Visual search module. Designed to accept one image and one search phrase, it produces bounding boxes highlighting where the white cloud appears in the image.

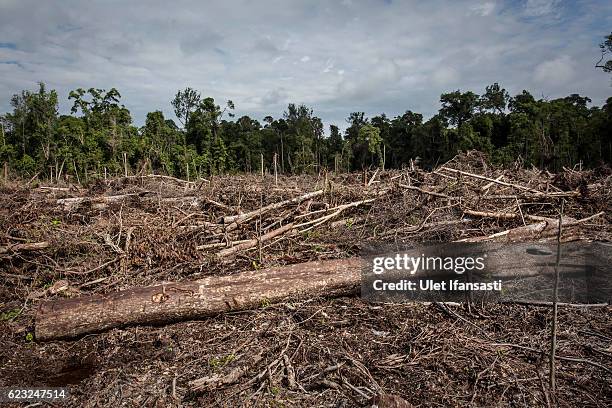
[0,0,609,131]
[523,0,560,17]
[470,2,496,16]
[533,55,574,86]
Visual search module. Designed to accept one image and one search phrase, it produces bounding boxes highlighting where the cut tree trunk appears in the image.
[35,258,365,340]
[35,239,608,340]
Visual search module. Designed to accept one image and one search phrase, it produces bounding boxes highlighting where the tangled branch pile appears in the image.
[2,152,610,300]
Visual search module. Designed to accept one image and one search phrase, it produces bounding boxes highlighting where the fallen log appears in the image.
[463,209,558,222]
[35,239,608,340]
[457,212,604,242]
[35,257,365,340]
[56,192,148,209]
[0,241,49,255]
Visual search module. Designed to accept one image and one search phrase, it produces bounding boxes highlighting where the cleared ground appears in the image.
[1,152,611,407]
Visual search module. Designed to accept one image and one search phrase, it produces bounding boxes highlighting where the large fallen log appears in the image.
[35,239,609,340]
[35,258,365,340]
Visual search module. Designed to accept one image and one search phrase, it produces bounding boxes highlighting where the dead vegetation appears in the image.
[1,151,611,407]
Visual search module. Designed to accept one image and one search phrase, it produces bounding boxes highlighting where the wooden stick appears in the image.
[463,209,519,219]
[190,353,264,392]
[123,152,128,177]
[56,193,145,209]
[73,160,80,185]
[222,190,323,225]
[480,175,504,192]
[380,219,469,237]
[216,222,296,258]
[399,183,452,199]
[196,240,251,250]
[294,199,376,231]
[274,153,278,186]
[367,168,379,187]
[463,209,557,222]
[440,167,542,192]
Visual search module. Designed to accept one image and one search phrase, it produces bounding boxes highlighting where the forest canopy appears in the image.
[0,82,610,181]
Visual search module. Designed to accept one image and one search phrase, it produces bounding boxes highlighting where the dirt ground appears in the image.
[1,152,611,407]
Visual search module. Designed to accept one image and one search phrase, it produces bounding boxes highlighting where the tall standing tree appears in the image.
[480,83,509,114]
[171,88,201,128]
[327,125,343,155]
[283,104,320,173]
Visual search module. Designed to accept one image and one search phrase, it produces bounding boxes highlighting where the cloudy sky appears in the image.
[0,0,610,131]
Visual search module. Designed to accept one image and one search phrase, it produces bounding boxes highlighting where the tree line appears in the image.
[0,82,610,182]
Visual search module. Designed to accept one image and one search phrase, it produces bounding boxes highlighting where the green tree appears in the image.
[439,90,479,127]
[68,87,133,169]
[595,32,612,74]
[480,83,509,114]
[283,104,321,173]
[171,88,201,128]
[357,124,383,168]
